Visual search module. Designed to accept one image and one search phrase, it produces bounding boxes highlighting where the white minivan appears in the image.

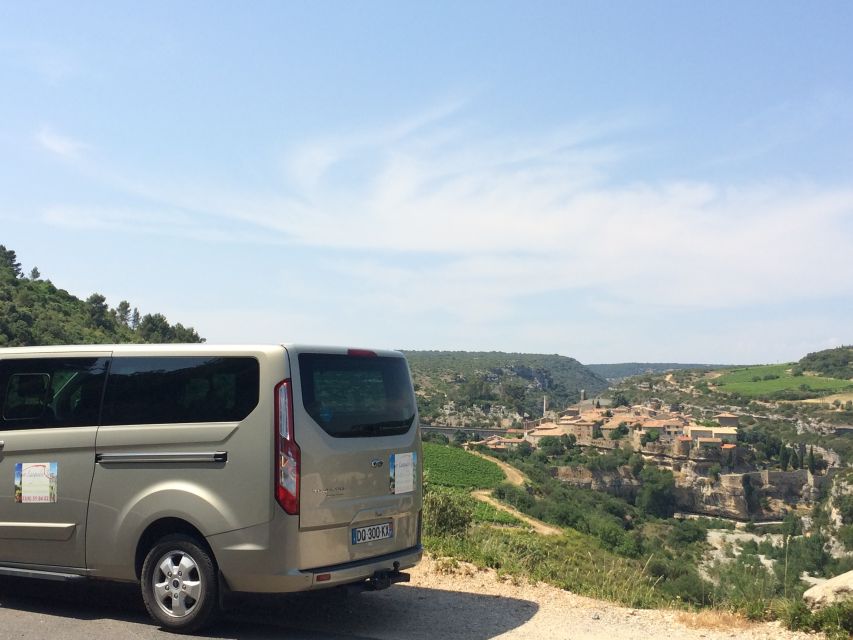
[0,344,423,632]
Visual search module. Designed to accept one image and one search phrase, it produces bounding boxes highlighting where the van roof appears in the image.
[0,344,405,358]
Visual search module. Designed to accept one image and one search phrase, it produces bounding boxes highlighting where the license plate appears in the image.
[351,521,394,545]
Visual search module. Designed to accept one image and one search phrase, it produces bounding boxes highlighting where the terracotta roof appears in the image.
[678,436,692,441]
[722,444,737,450]
[714,412,738,418]
[643,419,683,428]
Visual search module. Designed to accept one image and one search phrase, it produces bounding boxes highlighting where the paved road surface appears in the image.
[0,575,538,639]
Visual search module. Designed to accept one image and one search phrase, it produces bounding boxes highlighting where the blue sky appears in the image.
[1,1,852,364]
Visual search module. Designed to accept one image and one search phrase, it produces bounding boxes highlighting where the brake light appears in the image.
[274,379,300,515]
[347,348,377,358]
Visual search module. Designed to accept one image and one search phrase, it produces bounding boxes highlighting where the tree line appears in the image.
[0,244,203,346]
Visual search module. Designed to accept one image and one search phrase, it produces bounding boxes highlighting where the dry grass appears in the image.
[799,392,853,404]
[675,610,755,631]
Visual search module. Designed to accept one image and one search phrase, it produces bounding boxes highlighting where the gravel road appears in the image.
[0,556,820,640]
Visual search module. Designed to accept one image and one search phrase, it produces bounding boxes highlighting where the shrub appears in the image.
[777,599,853,640]
[423,487,473,537]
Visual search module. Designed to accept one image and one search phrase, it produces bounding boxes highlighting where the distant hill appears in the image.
[798,346,853,380]
[403,350,608,424]
[0,244,203,346]
[587,362,727,381]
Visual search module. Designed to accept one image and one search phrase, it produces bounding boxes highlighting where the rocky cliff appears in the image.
[555,460,827,521]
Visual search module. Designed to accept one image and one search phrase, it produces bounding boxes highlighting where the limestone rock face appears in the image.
[555,458,824,521]
[673,472,750,520]
[553,467,641,500]
[803,570,853,609]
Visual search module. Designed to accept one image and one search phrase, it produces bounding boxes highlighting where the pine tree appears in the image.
[780,446,790,471]
[116,301,131,326]
[0,245,22,277]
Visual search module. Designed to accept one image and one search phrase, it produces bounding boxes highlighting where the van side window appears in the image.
[0,358,109,430]
[102,357,259,426]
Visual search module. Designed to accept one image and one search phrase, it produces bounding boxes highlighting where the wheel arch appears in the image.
[134,517,215,580]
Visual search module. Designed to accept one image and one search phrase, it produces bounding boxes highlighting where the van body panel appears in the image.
[285,346,423,569]
[0,343,422,597]
[0,351,110,568]
[86,482,241,581]
[85,345,287,580]
[0,426,98,566]
[207,507,422,593]
[91,423,239,448]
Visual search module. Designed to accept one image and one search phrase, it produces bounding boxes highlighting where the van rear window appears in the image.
[298,353,416,438]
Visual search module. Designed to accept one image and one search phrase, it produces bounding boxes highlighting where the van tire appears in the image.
[140,534,219,633]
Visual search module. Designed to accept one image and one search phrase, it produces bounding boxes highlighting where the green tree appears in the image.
[640,430,660,446]
[86,293,111,330]
[559,434,576,449]
[609,423,629,440]
[780,446,790,471]
[708,463,721,482]
[611,392,630,407]
[116,300,131,326]
[29,267,40,279]
[538,436,564,457]
[629,453,645,477]
[0,245,22,277]
[636,466,676,518]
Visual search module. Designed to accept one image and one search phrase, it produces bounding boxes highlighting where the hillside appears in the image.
[404,350,608,425]
[0,244,203,346]
[587,362,726,381]
[711,363,852,399]
[799,346,853,380]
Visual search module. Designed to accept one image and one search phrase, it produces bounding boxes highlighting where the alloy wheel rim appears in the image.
[152,550,203,619]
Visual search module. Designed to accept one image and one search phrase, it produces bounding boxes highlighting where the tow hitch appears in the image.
[367,569,410,591]
[342,562,411,595]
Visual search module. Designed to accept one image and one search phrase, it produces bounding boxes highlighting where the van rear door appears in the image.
[287,348,421,569]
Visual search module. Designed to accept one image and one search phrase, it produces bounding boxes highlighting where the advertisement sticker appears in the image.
[14,462,58,504]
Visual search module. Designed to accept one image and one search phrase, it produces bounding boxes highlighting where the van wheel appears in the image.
[140,534,219,633]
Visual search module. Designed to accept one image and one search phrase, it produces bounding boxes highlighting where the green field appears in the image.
[423,442,505,489]
[713,364,853,398]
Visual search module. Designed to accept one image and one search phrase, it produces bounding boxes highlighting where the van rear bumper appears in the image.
[304,545,422,590]
[211,519,422,593]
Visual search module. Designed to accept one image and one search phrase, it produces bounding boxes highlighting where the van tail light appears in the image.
[347,348,377,358]
[274,379,300,515]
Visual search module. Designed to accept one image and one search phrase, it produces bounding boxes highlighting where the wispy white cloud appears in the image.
[39,103,853,334]
[35,126,89,160]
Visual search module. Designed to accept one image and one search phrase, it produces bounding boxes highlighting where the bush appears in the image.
[423,487,473,537]
[839,524,853,551]
[494,483,536,511]
[777,599,853,640]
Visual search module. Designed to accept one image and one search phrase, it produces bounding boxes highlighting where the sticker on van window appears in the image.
[14,463,58,504]
[389,452,415,495]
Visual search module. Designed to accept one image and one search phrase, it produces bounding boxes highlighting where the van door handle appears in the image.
[0,440,5,450]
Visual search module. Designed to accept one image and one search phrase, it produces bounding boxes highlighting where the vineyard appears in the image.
[423,442,505,489]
